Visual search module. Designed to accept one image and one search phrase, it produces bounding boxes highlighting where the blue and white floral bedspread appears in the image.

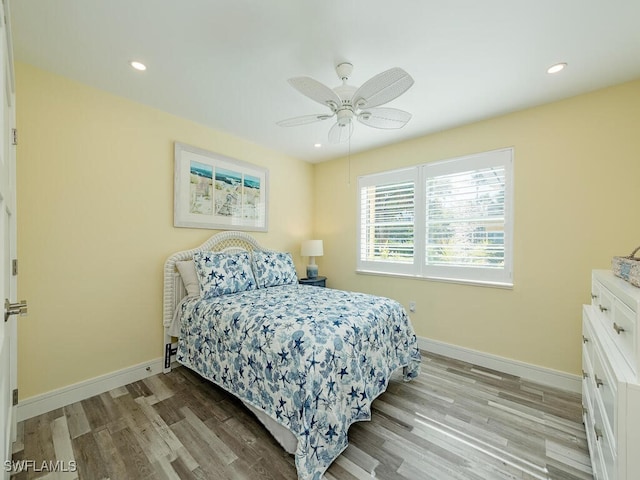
[176,284,421,480]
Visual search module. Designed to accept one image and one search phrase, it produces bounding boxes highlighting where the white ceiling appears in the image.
[9,1,640,163]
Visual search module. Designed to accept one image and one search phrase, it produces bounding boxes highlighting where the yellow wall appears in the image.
[16,63,314,399]
[16,59,640,398]
[314,79,640,375]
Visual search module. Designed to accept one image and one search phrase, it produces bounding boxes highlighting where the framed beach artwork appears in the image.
[174,142,268,231]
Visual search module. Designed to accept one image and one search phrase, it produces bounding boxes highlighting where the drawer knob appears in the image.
[582,370,589,379]
[594,425,603,441]
[613,322,625,334]
[595,374,604,388]
[591,293,598,300]
[598,304,608,312]
[582,335,589,344]
[582,405,588,416]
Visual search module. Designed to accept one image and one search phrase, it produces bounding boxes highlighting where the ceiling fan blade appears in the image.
[288,77,342,111]
[358,108,412,129]
[328,121,354,144]
[276,113,334,127]
[352,68,414,109]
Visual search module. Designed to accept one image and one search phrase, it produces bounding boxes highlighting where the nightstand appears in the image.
[299,276,326,287]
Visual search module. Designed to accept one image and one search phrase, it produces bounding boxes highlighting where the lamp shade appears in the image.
[301,240,323,257]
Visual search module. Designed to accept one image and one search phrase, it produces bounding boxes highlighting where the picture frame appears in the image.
[174,142,268,231]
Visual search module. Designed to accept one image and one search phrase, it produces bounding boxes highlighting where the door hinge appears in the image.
[11,128,17,146]
[12,389,18,406]
[12,259,17,276]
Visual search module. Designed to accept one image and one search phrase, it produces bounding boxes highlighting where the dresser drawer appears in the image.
[592,279,603,310]
[585,399,606,480]
[592,338,618,445]
[611,300,636,372]
[583,312,595,368]
[583,350,595,423]
[593,269,640,375]
[582,366,594,425]
[595,286,615,326]
[582,390,616,480]
[593,395,616,480]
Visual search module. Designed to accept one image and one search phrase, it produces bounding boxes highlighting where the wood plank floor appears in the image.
[11,351,593,479]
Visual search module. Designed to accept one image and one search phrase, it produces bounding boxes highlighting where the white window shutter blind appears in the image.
[425,166,506,268]
[358,168,418,274]
[422,148,513,285]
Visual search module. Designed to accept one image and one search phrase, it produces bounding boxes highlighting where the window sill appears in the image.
[355,269,514,290]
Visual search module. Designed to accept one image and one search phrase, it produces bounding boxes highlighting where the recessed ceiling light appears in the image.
[130,61,147,71]
[547,62,567,74]
[314,143,322,148]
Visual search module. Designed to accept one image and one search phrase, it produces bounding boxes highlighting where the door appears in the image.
[0,0,17,476]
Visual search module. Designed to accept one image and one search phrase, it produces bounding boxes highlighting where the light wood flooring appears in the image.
[11,351,593,479]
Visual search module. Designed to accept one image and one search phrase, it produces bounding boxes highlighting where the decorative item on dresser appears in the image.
[582,269,640,480]
[612,246,640,288]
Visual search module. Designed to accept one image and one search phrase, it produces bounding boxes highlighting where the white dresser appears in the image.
[582,270,640,480]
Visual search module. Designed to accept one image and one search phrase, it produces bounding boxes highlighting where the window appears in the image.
[359,168,416,275]
[357,148,513,287]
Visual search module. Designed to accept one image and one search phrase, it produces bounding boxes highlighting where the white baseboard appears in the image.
[417,336,581,393]
[17,358,164,422]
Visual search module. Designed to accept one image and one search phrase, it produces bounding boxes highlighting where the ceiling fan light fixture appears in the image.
[328,120,354,144]
[335,62,353,81]
[336,109,353,126]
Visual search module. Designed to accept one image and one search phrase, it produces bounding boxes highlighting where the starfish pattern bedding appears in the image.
[176,284,421,479]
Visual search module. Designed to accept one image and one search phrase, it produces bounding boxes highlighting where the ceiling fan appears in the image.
[277,62,414,143]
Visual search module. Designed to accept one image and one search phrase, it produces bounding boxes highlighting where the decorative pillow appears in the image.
[193,251,257,298]
[176,260,200,297]
[252,251,298,288]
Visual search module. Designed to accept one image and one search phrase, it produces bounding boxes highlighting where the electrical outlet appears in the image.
[408,301,416,312]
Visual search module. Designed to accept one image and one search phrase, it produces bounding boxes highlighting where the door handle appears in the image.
[5,299,27,322]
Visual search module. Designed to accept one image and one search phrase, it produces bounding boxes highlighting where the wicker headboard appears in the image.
[162,231,276,371]
[163,230,275,329]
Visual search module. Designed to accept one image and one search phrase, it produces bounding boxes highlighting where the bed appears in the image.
[163,231,421,480]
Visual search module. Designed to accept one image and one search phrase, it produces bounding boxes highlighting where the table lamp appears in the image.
[301,240,323,279]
